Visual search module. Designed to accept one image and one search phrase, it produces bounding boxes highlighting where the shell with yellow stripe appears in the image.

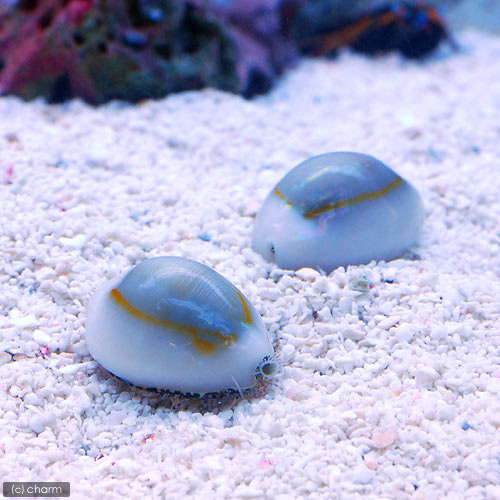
[85,257,276,394]
[252,152,424,272]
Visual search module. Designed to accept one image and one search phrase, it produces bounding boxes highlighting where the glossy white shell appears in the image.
[85,257,276,394]
[252,152,424,272]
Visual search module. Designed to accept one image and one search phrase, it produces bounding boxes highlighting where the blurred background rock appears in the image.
[0,0,497,104]
[295,0,500,33]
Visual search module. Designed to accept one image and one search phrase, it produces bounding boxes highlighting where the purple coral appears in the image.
[0,0,299,103]
[0,0,96,101]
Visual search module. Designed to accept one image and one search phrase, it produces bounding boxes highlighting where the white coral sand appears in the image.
[0,30,499,500]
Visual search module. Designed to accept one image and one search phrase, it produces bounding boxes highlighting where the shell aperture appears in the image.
[252,152,424,272]
[85,257,276,394]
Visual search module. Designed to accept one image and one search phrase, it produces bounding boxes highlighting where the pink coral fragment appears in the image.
[372,428,398,449]
[257,458,273,469]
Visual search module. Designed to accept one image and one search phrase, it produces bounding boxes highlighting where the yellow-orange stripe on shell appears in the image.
[275,176,404,219]
[274,186,292,207]
[110,288,238,355]
[237,291,253,325]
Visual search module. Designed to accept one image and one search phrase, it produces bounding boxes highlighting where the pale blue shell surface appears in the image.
[252,152,425,272]
[86,257,276,394]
